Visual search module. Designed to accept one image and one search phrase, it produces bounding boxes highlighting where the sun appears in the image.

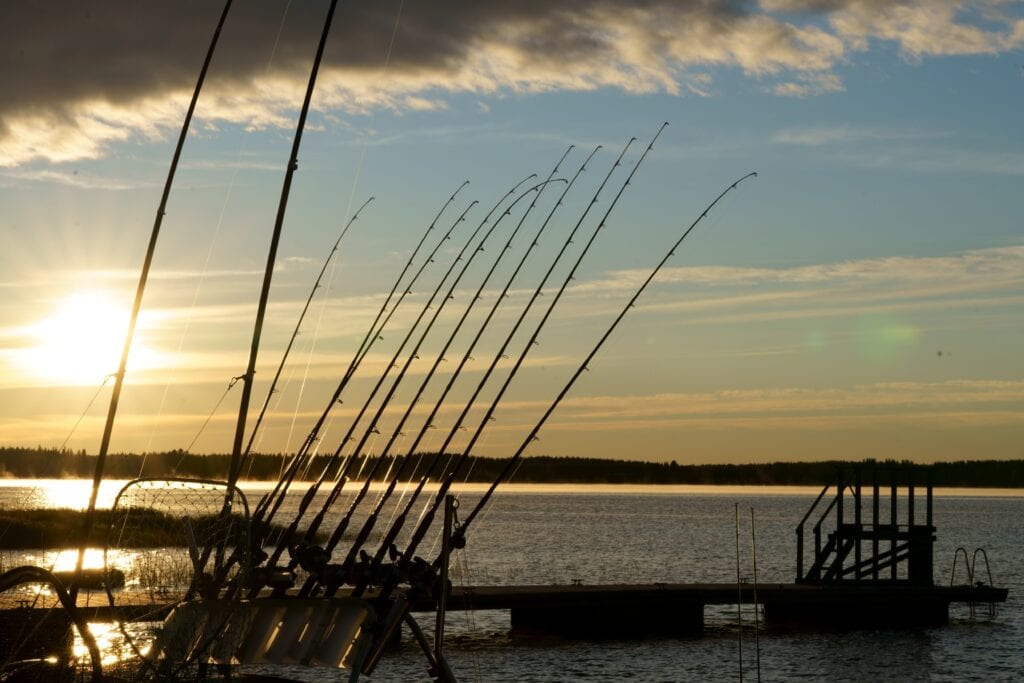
[22,290,162,386]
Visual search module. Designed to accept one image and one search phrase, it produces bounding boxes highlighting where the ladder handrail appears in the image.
[971,548,994,587]
[797,484,831,531]
[812,485,844,534]
[950,546,972,586]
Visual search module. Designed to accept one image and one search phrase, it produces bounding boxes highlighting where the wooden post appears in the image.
[872,467,879,581]
[908,469,915,529]
[854,468,862,581]
[796,523,804,582]
[435,495,455,664]
[890,469,898,582]
[835,469,844,579]
[926,469,933,528]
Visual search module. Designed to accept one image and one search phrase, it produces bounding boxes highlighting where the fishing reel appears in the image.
[289,541,331,574]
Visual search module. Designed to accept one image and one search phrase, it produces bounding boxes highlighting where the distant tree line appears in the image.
[0,446,1021,487]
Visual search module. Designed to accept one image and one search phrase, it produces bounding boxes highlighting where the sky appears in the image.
[0,0,1022,465]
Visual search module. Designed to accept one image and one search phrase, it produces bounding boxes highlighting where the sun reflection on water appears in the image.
[74,621,154,667]
[0,479,128,510]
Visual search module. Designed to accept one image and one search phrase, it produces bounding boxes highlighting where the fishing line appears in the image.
[137,0,294,475]
[225,0,346,493]
[277,0,405,458]
[58,373,114,453]
[179,375,242,460]
[242,196,375,471]
[473,448,527,532]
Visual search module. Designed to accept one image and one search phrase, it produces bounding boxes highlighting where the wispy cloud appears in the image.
[0,167,158,190]
[572,245,1024,291]
[830,146,1024,175]
[462,379,1024,436]
[772,124,951,146]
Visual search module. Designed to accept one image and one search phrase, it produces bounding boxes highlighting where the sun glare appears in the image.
[23,290,161,386]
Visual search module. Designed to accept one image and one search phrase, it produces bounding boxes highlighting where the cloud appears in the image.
[553,245,1024,326]
[763,1,1024,56]
[773,124,1024,175]
[772,124,951,146]
[573,245,1024,291]
[771,72,845,97]
[470,379,1024,436]
[0,168,158,191]
[830,146,1024,175]
[2,1,1021,166]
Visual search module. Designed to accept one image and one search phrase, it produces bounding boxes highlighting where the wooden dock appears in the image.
[2,581,1006,640]
[411,581,1009,634]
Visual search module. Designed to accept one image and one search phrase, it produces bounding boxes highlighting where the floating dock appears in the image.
[407,581,1008,634]
[0,579,1008,645]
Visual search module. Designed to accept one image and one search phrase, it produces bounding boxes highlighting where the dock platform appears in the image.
[2,581,1007,640]
[414,581,1009,634]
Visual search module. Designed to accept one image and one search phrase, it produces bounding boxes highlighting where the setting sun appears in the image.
[21,290,161,386]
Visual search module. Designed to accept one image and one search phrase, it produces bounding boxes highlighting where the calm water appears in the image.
[0,481,1020,681]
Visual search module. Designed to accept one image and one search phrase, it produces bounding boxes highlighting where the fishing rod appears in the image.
[252,198,481,576]
[239,195,374,466]
[265,178,564,580]
[374,127,669,599]
[249,182,470,525]
[72,0,235,602]
[352,140,631,595]
[248,178,540,574]
[328,147,602,592]
[448,170,758,553]
[350,143,630,598]
[257,175,536,548]
[358,147,617,596]
[303,157,575,590]
[245,199,481,576]
[225,0,342,494]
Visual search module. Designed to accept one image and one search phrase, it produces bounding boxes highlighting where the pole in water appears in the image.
[750,506,762,683]
[735,501,743,682]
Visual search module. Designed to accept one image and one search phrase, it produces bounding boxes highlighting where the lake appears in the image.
[0,480,1020,681]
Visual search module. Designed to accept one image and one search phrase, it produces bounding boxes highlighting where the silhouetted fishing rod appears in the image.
[358,140,631,592]
[250,182,470,524]
[239,195,374,466]
[307,157,575,588]
[225,0,342,494]
[450,170,757,553]
[377,127,669,598]
[265,178,563,578]
[333,147,603,590]
[72,0,235,602]
[248,198,480,562]
[250,177,536,550]
[258,175,536,546]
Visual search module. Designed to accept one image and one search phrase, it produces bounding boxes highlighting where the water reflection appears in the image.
[0,478,127,510]
[73,621,154,668]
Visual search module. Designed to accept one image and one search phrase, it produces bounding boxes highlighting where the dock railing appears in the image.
[796,464,935,585]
